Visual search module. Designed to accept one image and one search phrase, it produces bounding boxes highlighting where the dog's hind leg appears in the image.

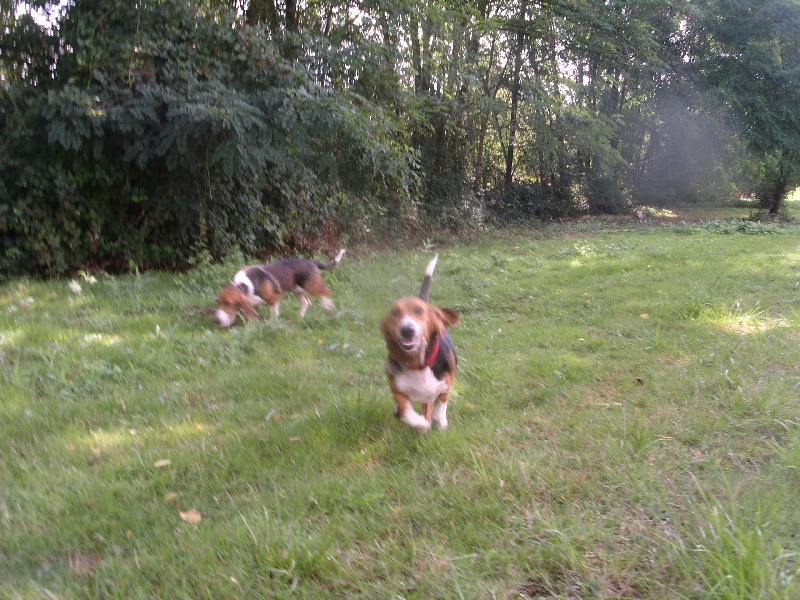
[302,273,335,314]
[320,296,335,312]
[295,292,311,318]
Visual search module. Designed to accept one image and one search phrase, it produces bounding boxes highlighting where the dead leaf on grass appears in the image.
[154,459,171,468]
[179,509,202,524]
[70,552,101,576]
[164,492,178,502]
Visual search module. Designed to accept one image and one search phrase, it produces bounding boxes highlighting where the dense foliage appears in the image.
[689,0,800,214]
[1,0,416,275]
[2,0,798,275]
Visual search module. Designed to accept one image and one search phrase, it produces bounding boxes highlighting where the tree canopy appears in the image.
[2,0,798,275]
[689,0,800,214]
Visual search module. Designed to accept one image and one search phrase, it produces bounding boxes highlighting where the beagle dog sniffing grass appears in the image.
[380,255,460,432]
[215,249,345,327]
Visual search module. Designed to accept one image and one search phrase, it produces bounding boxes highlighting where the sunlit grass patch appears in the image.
[689,299,792,336]
[639,205,680,218]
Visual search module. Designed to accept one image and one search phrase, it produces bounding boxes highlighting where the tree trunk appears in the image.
[410,14,424,94]
[761,175,788,215]
[504,11,526,193]
[246,0,280,39]
[473,114,489,193]
[472,25,496,194]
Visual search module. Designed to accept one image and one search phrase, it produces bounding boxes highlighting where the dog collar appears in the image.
[411,335,440,371]
[389,336,441,372]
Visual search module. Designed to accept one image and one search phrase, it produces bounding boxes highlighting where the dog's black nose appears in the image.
[400,325,415,340]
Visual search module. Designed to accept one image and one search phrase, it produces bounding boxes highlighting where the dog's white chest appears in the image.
[394,367,449,404]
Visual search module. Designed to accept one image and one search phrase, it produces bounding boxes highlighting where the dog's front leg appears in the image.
[389,384,431,433]
[431,395,449,430]
[431,375,453,430]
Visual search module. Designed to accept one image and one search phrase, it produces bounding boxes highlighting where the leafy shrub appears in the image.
[585,165,630,215]
[486,182,576,222]
[684,220,788,235]
[0,0,416,277]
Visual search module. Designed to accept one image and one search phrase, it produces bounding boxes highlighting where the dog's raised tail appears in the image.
[318,249,346,270]
[419,254,439,302]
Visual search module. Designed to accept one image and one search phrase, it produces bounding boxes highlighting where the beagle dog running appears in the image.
[215,249,345,327]
[380,255,460,432]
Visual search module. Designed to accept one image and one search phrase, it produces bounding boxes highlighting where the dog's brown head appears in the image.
[215,284,259,327]
[381,297,460,364]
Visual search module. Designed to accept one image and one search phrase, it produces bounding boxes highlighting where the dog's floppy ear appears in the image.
[379,314,393,339]
[238,294,259,320]
[429,305,460,335]
[441,307,460,327]
[221,286,259,321]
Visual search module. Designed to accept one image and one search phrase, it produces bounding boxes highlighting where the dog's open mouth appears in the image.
[401,339,417,351]
[397,332,422,352]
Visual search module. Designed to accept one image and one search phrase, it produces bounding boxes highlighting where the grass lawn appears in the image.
[2,201,799,598]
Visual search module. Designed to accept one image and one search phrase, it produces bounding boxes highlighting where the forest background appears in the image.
[2,0,799,277]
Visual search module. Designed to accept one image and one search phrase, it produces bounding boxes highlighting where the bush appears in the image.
[486,182,576,223]
[585,165,630,215]
[0,0,416,277]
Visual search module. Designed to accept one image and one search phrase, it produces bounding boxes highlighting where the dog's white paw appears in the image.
[402,409,431,433]
[321,297,335,312]
[431,399,448,431]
